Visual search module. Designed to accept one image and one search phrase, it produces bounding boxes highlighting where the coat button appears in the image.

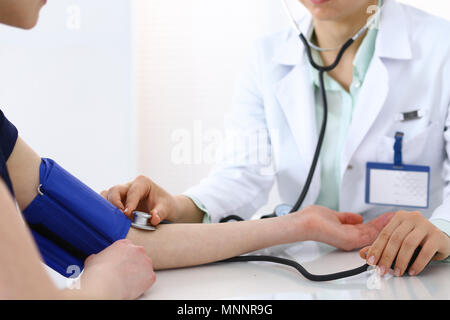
[347,165,354,170]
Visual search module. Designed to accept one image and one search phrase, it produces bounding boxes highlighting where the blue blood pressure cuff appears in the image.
[22,158,131,277]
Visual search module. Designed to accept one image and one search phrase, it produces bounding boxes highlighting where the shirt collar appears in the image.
[272,0,412,67]
[308,22,379,91]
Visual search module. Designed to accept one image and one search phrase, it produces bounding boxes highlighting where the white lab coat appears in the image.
[184,0,450,224]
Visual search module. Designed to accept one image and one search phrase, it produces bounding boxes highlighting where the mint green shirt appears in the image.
[312,27,378,211]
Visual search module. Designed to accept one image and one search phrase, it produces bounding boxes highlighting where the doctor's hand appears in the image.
[359,211,450,277]
[79,239,156,300]
[296,206,395,251]
[101,175,180,226]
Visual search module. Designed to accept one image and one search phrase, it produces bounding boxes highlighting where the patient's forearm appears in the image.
[126,215,306,270]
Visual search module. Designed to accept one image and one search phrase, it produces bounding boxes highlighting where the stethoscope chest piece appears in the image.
[275,204,294,216]
[131,211,156,231]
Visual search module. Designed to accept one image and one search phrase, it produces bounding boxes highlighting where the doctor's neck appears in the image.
[306,0,378,91]
[311,0,378,56]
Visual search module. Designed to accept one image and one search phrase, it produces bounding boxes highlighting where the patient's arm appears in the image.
[4,137,156,299]
[0,180,155,299]
[126,214,306,270]
[111,174,394,270]
[6,137,41,211]
[126,207,394,270]
[0,178,60,299]
[8,136,392,274]
[4,138,303,271]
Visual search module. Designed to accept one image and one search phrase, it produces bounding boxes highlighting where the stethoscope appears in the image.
[133,1,384,282]
[221,0,383,222]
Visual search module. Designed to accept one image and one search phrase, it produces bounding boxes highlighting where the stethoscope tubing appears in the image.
[218,255,370,282]
[215,0,386,279]
[215,35,370,281]
[290,36,354,213]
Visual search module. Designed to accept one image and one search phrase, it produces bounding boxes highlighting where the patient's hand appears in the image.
[80,239,156,300]
[101,175,179,226]
[291,206,395,251]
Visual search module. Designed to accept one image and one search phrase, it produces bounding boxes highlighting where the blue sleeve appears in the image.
[0,110,18,159]
[0,110,18,196]
[22,159,132,277]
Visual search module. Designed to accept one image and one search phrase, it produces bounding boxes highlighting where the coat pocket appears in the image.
[376,122,439,164]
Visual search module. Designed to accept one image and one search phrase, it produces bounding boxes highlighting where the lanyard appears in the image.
[394,132,404,167]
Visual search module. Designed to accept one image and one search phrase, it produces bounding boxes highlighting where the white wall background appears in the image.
[135,0,300,215]
[136,0,450,215]
[0,0,136,192]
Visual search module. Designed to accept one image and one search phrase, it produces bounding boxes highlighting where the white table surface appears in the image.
[140,241,450,300]
[46,241,450,300]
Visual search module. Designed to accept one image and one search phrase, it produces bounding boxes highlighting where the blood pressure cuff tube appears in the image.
[22,158,132,277]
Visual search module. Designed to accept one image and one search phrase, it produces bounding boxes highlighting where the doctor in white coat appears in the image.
[103,0,450,277]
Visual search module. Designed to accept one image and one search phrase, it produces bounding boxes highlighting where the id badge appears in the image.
[365,132,430,209]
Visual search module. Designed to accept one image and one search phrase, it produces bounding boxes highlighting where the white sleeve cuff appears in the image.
[431,219,450,263]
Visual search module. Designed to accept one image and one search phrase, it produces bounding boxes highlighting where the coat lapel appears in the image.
[275,61,317,170]
[340,56,389,178]
[341,0,413,177]
[273,15,322,200]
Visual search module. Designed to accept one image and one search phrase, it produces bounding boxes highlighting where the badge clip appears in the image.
[396,109,425,122]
